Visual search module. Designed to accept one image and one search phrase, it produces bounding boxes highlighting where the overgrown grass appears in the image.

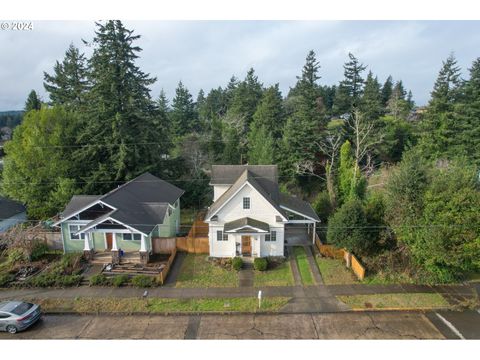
[175,254,238,288]
[293,247,315,286]
[316,257,357,285]
[361,272,416,285]
[180,208,198,227]
[338,293,450,310]
[31,296,290,313]
[253,261,294,287]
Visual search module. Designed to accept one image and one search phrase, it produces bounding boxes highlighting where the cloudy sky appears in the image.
[0,20,479,110]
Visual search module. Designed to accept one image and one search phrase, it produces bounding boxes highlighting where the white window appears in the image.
[69,224,85,241]
[123,233,142,241]
[265,231,276,242]
[217,230,228,241]
[243,197,250,209]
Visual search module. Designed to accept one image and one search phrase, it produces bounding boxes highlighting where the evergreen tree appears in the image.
[43,44,89,107]
[418,54,463,159]
[75,20,159,193]
[251,84,285,140]
[171,81,197,137]
[333,53,367,115]
[206,116,224,163]
[381,75,394,107]
[222,126,241,164]
[154,89,172,153]
[247,125,275,165]
[227,68,264,139]
[360,71,383,121]
[24,90,41,112]
[337,140,365,204]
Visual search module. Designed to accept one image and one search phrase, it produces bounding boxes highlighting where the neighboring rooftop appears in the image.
[0,196,26,219]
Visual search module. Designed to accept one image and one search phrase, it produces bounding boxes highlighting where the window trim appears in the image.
[265,231,276,242]
[243,197,251,210]
[216,230,228,241]
[69,224,85,241]
[123,233,141,241]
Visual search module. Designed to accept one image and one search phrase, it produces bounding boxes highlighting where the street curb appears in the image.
[348,306,453,312]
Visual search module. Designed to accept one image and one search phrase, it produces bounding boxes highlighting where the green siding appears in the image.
[62,222,84,253]
[158,203,180,237]
[115,233,141,251]
[93,232,106,250]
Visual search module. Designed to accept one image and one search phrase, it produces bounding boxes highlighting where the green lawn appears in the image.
[361,272,416,285]
[32,296,291,313]
[316,257,357,285]
[253,261,294,287]
[175,254,238,288]
[338,293,450,310]
[293,247,315,286]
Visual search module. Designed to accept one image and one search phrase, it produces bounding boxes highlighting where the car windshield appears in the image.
[10,302,34,315]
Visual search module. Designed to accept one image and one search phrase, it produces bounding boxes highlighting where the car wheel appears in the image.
[6,325,18,334]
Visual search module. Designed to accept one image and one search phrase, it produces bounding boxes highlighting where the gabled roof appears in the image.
[206,165,320,223]
[224,217,270,233]
[205,169,286,220]
[61,195,102,219]
[57,173,183,234]
[279,193,320,221]
[210,165,279,201]
[0,196,26,219]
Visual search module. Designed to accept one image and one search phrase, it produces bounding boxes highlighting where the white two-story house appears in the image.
[204,165,320,258]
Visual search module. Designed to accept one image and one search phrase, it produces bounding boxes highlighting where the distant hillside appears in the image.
[0,110,23,129]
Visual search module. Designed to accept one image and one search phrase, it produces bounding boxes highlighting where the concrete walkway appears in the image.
[238,263,254,287]
[163,252,186,287]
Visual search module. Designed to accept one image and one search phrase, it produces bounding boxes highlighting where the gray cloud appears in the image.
[0,20,479,110]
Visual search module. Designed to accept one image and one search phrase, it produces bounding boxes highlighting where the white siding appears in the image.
[213,185,231,202]
[208,183,285,258]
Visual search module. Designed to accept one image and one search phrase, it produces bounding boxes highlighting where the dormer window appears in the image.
[243,197,250,209]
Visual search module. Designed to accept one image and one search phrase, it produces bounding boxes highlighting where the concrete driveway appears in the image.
[2,311,476,339]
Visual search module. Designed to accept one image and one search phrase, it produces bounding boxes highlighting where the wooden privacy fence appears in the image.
[176,236,209,254]
[151,237,176,254]
[156,248,177,285]
[314,233,366,280]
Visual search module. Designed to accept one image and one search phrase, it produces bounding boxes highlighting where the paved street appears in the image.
[1,311,479,339]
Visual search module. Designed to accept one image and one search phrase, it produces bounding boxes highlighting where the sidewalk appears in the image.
[0,283,476,305]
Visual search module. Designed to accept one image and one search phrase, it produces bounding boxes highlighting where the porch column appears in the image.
[83,232,91,251]
[83,232,94,260]
[111,234,118,251]
[139,234,149,265]
[111,233,119,265]
[312,222,316,244]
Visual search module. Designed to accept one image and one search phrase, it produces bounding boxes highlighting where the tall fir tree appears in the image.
[333,53,367,115]
[154,89,172,153]
[381,75,394,107]
[418,54,463,160]
[250,84,285,140]
[360,71,383,121]
[24,90,41,112]
[171,81,197,137]
[248,125,275,165]
[75,20,159,193]
[43,44,89,108]
[387,81,411,121]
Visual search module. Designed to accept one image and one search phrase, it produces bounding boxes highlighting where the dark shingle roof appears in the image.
[0,197,26,219]
[58,173,183,234]
[62,195,101,219]
[206,165,320,222]
[279,193,320,221]
[210,165,279,200]
[205,169,285,220]
[224,217,270,233]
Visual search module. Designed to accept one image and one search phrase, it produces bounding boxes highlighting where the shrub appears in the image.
[56,275,82,287]
[254,257,268,271]
[89,274,109,286]
[131,275,155,288]
[0,274,15,287]
[30,241,50,261]
[312,191,333,224]
[232,257,243,271]
[28,273,57,287]
[112,274,130,287]
[6,248,26,268]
